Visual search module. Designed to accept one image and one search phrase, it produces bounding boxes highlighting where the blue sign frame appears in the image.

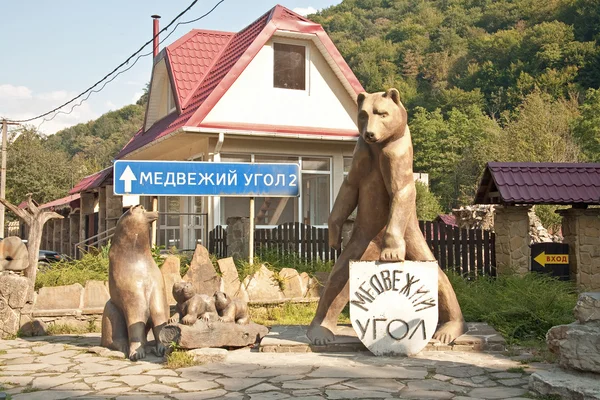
[113,160,300,197]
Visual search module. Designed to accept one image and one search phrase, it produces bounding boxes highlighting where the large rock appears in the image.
[547,322,600,373]
[529,369,600,400]
[0,272,30,309]
[34,283,83,311]
[243,265,284,302]
[161,255,182,305]
[0,297,20,337]
[159,320,268,349]
[574,292,600,323]
[217,257,248,302]
[279,268,303,299]
[183,245,221,296]
[82,280,110,311]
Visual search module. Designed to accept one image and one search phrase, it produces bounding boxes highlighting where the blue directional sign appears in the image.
[113,160,300,197]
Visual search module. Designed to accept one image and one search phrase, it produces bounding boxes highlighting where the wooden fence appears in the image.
[208,220,495,275]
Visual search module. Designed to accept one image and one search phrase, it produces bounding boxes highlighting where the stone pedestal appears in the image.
[530,292,600,399]
[0,272,30,338]
[558,208,600,290]
[493,206,531,275]
[227,217,250,260]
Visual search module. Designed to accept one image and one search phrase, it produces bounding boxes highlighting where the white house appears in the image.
[42,5,364,254]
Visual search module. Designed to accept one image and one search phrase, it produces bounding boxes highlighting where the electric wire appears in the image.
[9,0,225,126]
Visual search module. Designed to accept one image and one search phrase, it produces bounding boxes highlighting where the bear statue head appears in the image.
[357,88,408,144]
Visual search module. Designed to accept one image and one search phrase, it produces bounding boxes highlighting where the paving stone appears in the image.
[12,390,91,400]
[0,376,33,386]
[115,396,169,400]
[435,365,487,378]
[471,375,490,384]
[282,378,347,389]
[246,383,281,392]
[292,389,321,396]
[450,378,485,388]
[399,389,455,399]
[111,364,163,375]
[145,369,179,376]
[94,381,122,390]
[490,372,522,379]
[223,393,246,399]
[343,379,405,393]
[0,363,50,372]
[326,389,390,399]
[3,356,36,365]
[308,366,427,379]
[53,382,92,391]
[406,379,469,394]
[249,366,312,377]
[97,387,133,395]
[158,376,189,384]
[177,380,220,391]
[433,374,452,381]
[215,378,266,391]
[499,378,528,386]
[171,389,228,399]
[269,374,307,383]
[35,354,72,364]
[140,383,180,394]
[32,343,65,355]
[328,384,350,389]
[469,387,527,398]
[248,392,291,400]
[84,376,115,384]
[115,375,156,386]
[75,362,121,374]
[31,376,78,389]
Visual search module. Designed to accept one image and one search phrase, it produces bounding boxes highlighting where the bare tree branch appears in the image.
[0,197,32,225]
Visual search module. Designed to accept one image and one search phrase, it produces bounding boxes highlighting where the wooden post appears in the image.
[249,197,255,265]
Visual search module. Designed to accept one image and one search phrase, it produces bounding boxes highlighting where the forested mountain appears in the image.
[311,0,600,208]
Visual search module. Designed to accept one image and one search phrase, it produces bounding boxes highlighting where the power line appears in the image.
[10,0,225,125]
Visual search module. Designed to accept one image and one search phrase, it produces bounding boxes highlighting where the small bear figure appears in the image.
[214,291,250,325]
[170,281,217,325]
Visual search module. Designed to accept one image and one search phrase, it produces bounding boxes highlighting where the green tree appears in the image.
[415,181,442,220]
[572,88,600,161]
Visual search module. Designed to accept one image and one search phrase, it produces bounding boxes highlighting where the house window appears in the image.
[218,154,331,227]
[273,43,306,90]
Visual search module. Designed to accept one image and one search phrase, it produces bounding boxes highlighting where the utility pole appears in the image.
[1,119,19,237]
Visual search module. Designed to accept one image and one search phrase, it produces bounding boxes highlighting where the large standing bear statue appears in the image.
[101,205,169,360]
[307,89,466,345]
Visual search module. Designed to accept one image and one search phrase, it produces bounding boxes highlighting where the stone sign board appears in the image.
[349,261,439,356]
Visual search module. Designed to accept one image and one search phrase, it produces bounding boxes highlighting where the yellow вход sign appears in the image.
[533,251,569,267]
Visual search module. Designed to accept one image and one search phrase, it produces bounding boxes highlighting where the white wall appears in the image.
[203,36,357,131]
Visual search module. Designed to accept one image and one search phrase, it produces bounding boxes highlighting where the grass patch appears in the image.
[448,271,578,345]
[507,366,527,373]
[46,322,99,335]
[35,245,110,289]
[165,351,197,369]
[20,385,39,393]
[250,302,350,327]
[0,350,6,355]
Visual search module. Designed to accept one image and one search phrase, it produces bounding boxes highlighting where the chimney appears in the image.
[152,15,161,57]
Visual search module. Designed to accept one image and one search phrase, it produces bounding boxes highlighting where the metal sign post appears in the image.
[249,197,255,265]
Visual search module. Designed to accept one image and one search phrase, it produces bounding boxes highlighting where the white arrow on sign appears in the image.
[119,165,137,193]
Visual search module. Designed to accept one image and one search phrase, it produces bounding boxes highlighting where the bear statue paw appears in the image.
[129,342,146,361]
[307,324,335,346]
[154,342,166,357]
[182,315,197,325]
[433,321,466,344]
[380,247,405,262]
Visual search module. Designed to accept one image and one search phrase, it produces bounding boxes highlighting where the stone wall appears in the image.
[558,208,600,290]
[494,206,531,275]
[0,272,30,338]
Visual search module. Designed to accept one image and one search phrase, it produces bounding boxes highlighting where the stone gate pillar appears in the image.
[69,212,80,258]
[558,208,600,290]
[494,205,531,275]
[79,192,95,246]
[98,186,107,246]
[105,185,123,233]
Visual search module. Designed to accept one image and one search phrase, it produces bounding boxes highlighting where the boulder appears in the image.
[0,297,20,337]
[243,265,284,302]
[529,369,600,400]
[217,257,248,302]
[159,320,268,349]
[279,268,303,299]
[299,272,311,297]
[187,348,228,363]
[82,280,110,311]
[547,322,600,374]
[18,316,47,337]
[574,292,600,323]
[183,245,221,296]
[161,255,182,305]
[34,283,83,311]
[0,272,30,309]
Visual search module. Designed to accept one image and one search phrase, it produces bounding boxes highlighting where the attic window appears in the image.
[273,43,306,90]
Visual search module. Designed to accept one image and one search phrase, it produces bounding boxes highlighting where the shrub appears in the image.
[415,181,443,220]
[447,271,578,344]
[35,245,110,290]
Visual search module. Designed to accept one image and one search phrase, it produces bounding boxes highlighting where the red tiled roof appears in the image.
[436,214,457,226]
[474,162,600,205]
[69,167,112,195]
[40,193,81,210]
[116,4,364,159]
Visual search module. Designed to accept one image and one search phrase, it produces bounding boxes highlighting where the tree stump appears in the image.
[159,320,269,349]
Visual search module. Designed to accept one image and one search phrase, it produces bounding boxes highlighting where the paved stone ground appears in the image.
[0,333,551,399]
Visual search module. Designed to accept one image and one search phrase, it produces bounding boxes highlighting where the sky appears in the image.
[0,0,342,135]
